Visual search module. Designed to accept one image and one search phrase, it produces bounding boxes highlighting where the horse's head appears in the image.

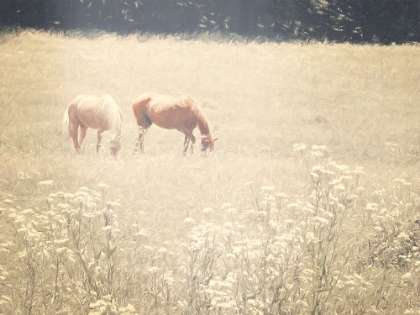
[201,136,218,153]
[110,135,123,156]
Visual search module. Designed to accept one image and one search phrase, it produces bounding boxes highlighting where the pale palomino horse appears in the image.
[132,93,217,155]
[63,94,123,155]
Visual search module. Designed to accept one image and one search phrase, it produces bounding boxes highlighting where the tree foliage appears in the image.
[0,0,418,44]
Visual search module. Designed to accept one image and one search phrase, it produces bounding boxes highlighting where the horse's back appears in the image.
[69,94,121,130]
[136,93,199,129]
[134,92,194,105]
[101,94,122,120]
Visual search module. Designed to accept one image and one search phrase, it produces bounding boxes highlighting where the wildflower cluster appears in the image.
[0,144,419,314]
[0,184,138,315]
[174,144,369,314]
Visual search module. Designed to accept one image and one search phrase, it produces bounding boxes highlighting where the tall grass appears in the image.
[0,30,420,314]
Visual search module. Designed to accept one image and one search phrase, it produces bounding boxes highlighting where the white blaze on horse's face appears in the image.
[109,137,122,156]
[200,136,214,153]
[110,142,121,156]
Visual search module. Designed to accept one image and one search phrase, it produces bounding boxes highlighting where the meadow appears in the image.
[0,30,420,314]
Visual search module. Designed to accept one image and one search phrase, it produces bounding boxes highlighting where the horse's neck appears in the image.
[110,125,121,140]
[197,114,211,138]
[109,109,122,140]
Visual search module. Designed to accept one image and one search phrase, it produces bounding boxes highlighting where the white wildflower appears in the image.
[227,207,237,214]
[312,145,327,151]
[21,208,35,215]
[334,184,346,190]
[293,143,307,152]
[353,167,364,175]
[366,203,379,211]
[63,193,75,199]
[310,150,323,158]
[310,172,319,179]
[157,247,168,254]
[221,203,232,210]
[183,217,195,225]
[38,180,54,186]
[330,161,349,171]
[276,192,287,198]
[147,266,160,274]
[136,229,149,237]
[261,185,275,192]
[397,232,410,240]
[202,207,214,214]
[98,182,110,189]
[314,216,329,224]
[373,188,386,196]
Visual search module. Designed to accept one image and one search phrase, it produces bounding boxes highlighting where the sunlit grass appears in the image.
[0,30,420,314]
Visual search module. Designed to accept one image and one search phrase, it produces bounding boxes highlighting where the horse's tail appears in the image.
[62,106,70,141]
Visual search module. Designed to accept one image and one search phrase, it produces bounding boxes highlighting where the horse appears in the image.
[63,94,123,156]
[132,93,217,155]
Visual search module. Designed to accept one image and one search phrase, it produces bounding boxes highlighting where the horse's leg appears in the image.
[183,135,190,156]
[189,134,196,155]
[69,123,80,152]
[78,125,88,150]
[135,126,148,153]
[134,126,144,153]
[97,130,103,153]
[182,132,195,156]
[134,127,142,153]
[140,127,146,152]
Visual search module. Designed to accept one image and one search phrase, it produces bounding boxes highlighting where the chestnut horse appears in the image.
[63,94,123,155]
[132,93,217,155]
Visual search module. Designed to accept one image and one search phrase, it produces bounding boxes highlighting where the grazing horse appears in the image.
[132,93,217,155]
[63,94,123,156]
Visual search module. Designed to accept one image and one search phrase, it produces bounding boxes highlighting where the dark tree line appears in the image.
[0,0,418,44]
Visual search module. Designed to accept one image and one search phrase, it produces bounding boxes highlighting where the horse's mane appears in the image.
[102,94,122,138]
[196,110,210,136]
[184,95,210,136]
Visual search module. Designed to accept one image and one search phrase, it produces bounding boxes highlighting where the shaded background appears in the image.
[0,0,419,44]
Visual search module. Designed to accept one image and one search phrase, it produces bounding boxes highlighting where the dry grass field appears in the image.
[0,30,420,314]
